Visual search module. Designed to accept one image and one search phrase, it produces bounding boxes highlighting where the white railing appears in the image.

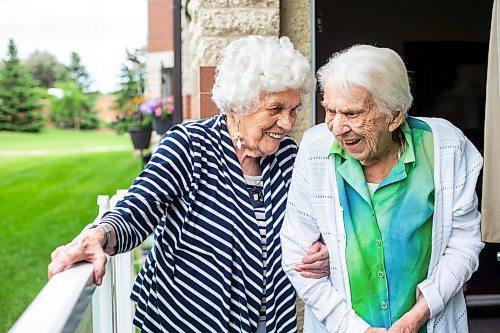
[9,191,135,333]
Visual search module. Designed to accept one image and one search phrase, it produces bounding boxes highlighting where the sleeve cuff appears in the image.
[349,315,371,333]
[417,279,444,318]
[324,308,370,333]
[99,213,127,253]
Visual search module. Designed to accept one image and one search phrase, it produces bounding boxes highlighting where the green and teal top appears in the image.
[329,117,435,331]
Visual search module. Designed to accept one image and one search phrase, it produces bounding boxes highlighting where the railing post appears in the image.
[112,253,135,333]
[91,191,135,333]
[110,190,135,333]
[110,189,127,208]
[92,195,113,333]
[90,191,135,333]
[97,195,110,217]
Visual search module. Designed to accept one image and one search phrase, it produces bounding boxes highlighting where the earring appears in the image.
[235,119,242,149]
[236,131,242,149]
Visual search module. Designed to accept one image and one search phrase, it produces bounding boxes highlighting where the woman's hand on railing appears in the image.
[294,240,330,279]
[48,228,108,285]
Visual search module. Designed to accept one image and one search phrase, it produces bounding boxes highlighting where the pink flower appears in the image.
[139,96,174,119]
[154,107,163,117]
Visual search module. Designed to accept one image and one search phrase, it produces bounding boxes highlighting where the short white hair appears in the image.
[212,35,315,115]
[317,44,413,116]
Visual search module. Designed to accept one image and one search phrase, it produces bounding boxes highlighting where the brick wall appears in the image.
[146,0,174,99]
[148,0,173,52]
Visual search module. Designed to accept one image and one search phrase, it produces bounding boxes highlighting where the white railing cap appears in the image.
[9,262,95,333]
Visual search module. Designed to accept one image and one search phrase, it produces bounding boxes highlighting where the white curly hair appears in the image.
[211,35,315,115]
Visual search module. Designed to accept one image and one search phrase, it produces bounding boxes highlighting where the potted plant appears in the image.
[139,96,174,135]
[127,109,152,150]
[114,96,153,150]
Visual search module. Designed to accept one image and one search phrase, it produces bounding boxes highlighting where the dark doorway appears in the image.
[404,41,487,154]
[314,0,493,124]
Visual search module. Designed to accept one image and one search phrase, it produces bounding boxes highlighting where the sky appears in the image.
[0,0,147,93]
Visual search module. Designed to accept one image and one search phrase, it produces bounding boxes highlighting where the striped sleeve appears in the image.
[101,125,193,253]
[277,137,297,186]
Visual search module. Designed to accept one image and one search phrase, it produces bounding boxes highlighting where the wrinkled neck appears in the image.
[225,114,261,176]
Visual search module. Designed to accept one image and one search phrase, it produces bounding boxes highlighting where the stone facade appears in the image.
[280,0,313,143]
[183,0,314,141]
[181,0,193,96]
[186,0,280,69]
[145,51,174,99]
[185,0,281,118]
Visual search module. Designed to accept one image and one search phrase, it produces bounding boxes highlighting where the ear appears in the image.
[229,110,239,123]
[227,110,241,134]
[388,110,405,132]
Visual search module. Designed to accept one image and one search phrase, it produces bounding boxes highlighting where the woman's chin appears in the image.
[260,145,280,157]
[347,151,367,163]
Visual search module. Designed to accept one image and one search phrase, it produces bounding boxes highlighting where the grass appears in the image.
[0,127,131,151]
[0,129,141,333]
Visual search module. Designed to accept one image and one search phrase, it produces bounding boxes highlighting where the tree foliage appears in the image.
[113,48,146,132]
[24,51,69,88]
[68,52,91,92]
[49,81,98,130]
[46,51,98,130]
[114,49,145,110]
[0,39,43,132]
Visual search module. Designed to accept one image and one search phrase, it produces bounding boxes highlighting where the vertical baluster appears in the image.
[92,195,113,333]
[110,190,135,333]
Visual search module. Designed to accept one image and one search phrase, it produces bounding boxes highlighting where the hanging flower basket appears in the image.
[129,126,152,150]
[152,116,173,135]
[140,96,174,135]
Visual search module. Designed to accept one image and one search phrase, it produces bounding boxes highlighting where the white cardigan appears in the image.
[281,117,484,333]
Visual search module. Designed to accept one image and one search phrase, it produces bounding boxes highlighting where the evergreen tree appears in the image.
[68,51,91,92]
[112,48,146,133]
[114,48,145,111]
[0,39,43,132]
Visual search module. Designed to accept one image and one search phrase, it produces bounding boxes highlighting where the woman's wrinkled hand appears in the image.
[388,294,430,333]
[365,327,388,333]
[388,318,419,333]
[47,228,107,285]
[294,240,330,278]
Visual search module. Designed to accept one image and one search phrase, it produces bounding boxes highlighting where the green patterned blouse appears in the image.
[329,117,434,331]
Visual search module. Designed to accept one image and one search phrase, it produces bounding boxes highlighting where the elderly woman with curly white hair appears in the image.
[48,35,329,333]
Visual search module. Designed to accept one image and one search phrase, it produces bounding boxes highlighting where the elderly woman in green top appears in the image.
[282,45,484,333]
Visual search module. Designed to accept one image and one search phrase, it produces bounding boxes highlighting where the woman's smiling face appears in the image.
[234,89,301,157]
[323,82,400,166]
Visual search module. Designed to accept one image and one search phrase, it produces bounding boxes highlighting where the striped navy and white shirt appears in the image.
[244,174,267,327]
[101,115,298,333]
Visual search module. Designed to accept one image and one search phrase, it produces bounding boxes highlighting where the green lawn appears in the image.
[0,129,141,332]
[0,127,132,151]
